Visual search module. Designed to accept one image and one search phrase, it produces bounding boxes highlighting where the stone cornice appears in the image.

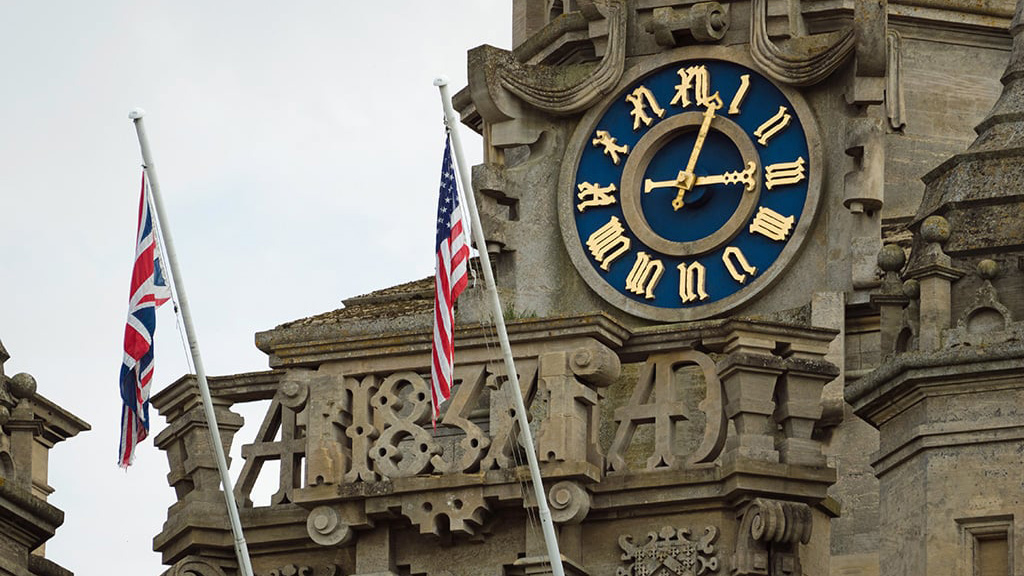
[256,313,632,368]
[846,340,1024,425]
[0,478,64,549]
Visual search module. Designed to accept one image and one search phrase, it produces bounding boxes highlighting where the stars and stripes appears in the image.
[119,173,171,467]
[431,135,469,423]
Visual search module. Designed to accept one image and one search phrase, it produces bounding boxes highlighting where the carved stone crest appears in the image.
[617,525,720,576]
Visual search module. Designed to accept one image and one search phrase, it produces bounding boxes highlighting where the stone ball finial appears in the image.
[9,373,36,399]
[877,244,906,272]
[977,259,999,280]
[903,279,920,299]
[920,215,951,244]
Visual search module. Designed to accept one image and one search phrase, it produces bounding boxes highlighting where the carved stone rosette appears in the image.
[617,525,720,576]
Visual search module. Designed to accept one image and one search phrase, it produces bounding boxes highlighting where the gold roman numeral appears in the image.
[671,65,722,109]
[722,246,757,283]
[728,74,750,115]
[749,207,795,241]
[592,130,629,165]
[764,157,806,190]
[753,106,792,145]
[625,252,664,299]
[678,261,709,303]
[576,182,618,212]
[586,216,631,270]
[626,86,665,131]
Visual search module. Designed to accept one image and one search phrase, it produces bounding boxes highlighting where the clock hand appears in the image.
[644,171,691,194]
[672,101,721,210]
[692,161,758,192]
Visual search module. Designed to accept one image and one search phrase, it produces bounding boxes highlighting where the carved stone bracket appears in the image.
[617,525,720,576]
[734,499,812,576]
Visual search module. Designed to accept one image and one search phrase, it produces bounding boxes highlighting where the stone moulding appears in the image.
[749,0,855,86]
[482,0,627,117]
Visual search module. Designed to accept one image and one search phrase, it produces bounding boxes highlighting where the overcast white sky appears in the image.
[0,3,510,574]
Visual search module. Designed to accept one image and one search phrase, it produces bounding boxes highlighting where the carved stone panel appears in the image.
[617,525,720,576]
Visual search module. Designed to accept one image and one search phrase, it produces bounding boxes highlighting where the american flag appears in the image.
[118,173,171,467]
[431,135,469,422]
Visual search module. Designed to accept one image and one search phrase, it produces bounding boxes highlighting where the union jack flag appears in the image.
[431,135,469,423]
[119,173,171,467]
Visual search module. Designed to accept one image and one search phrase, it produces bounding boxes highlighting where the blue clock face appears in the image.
[561,58,819,321]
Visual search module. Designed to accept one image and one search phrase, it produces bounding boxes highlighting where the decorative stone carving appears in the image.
[235,387,306,506]
[646,3,729,47]
[164,556,229,576]
[307,505,355,547]
[886,30,907,130]
[369,371,438,479]
[607,350,726,472]
[617,525,720,576]
[431,365,490,474]
[946,259,1020,347]
[264,565,341,576]
[749,0,855,86]
[548,480,591,525]
[481,360,539,471]
[734,499,812,576]
[536,342,618,472]
[399,487,491,537]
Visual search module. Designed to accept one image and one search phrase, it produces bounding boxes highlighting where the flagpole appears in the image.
[129,109,256,576]
[434,78,566,576]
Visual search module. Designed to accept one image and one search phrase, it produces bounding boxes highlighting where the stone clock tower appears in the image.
[150,1,1021,576]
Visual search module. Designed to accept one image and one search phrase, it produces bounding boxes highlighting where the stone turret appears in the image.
[849,1,1024,575]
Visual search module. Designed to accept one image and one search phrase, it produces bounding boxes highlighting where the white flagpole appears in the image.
[434,78,566,576]
[129,109,256,576]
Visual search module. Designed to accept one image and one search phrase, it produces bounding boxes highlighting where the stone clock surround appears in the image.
[557,45,824,323]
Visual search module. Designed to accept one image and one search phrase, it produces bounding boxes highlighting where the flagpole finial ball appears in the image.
[128,108,147,120]
[9,373,36,399]
[433,76,449,87]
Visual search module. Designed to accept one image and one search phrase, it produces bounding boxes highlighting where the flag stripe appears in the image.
[431,135,469,423]
[119,173,171,467]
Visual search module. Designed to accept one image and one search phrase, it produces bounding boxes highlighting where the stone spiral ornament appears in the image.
[307,505,354,547]
[548,480,591,524]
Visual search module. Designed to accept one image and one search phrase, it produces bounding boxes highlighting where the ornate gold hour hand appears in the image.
[692,161,758,192]
[644,171,695,194]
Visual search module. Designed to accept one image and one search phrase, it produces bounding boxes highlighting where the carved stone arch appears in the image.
[895,327,914,354]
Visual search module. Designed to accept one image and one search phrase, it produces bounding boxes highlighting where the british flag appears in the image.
[119,173,171,467]
[431,135,469,423]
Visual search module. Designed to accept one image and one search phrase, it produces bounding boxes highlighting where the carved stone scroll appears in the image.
[734,498,812,576]
[607,350,726,472]
[165,557,229,576]
[617,525,720,576]
[749,0,855,86]
[548,480,591,525]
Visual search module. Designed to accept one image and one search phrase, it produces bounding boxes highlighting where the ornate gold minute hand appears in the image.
[672,101,721,210]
